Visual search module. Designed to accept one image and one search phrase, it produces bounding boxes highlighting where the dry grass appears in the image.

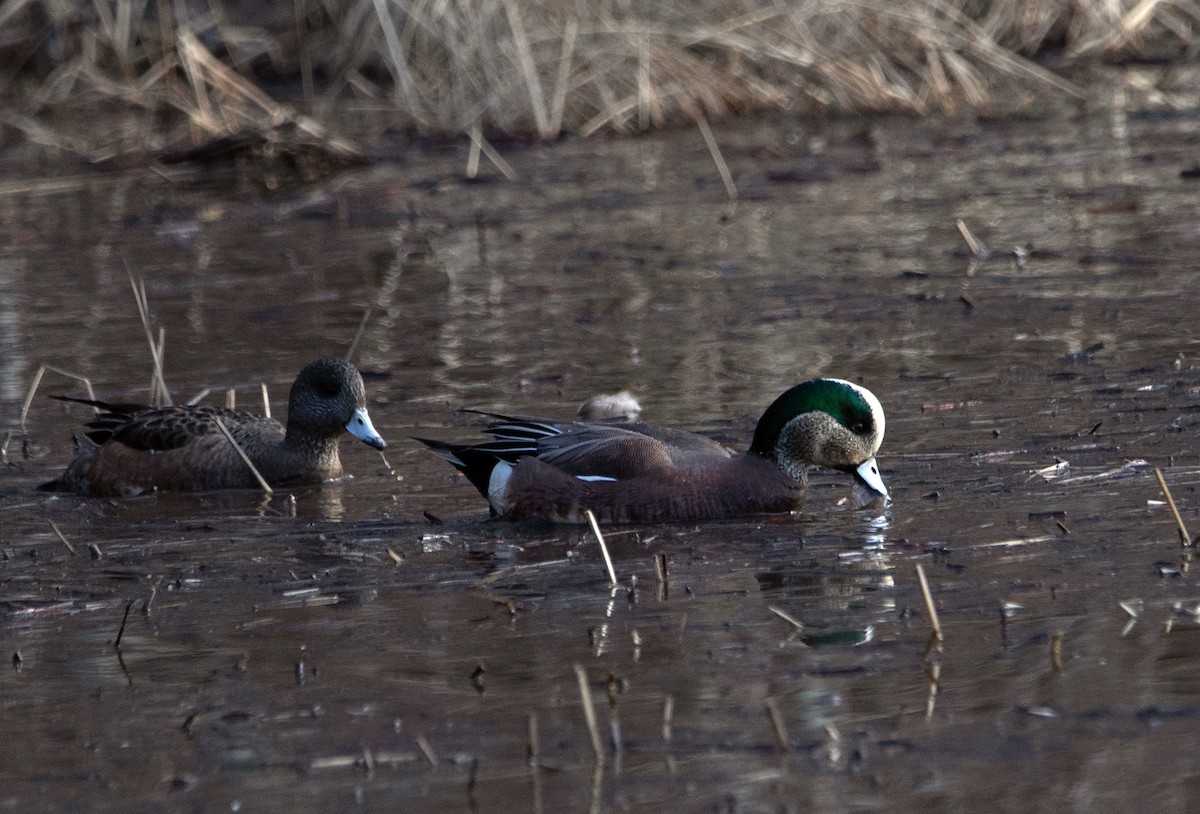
[0,0,1193,160]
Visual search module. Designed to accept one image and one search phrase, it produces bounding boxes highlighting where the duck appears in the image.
[417,378,887,524]
[41,357,386,497]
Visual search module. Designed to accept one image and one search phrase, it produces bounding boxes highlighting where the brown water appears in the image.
[5,73,1200,811]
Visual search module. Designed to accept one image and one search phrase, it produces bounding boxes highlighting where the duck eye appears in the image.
[850,420,869,434]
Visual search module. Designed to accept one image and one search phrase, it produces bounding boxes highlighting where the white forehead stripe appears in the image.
[826,378,885,453]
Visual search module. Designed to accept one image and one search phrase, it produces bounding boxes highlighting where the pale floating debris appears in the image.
[972,449,1025,463]
[1001,601,1024,617]
[969,534,1056,549]
[1136,384,1167,392]
[1057,459,1149,485]
[421,534,452,553]
[1023,706,1059,719]
[277,593,339,609]
[1172,601,1200,620]
[1030,459,1069,481]
[1147,499,1167,507]
[1119,599,1144,618]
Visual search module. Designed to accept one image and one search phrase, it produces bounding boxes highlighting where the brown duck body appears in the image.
[417,378,889,525]
[503,451,803,524]
[44,358,386,497]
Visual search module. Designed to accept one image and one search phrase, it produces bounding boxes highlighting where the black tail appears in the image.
[414,438,502,499]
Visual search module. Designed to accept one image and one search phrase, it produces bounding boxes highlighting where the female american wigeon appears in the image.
[42,357,386,497]
[417,378,887,524]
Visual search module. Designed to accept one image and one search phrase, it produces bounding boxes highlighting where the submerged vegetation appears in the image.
[0,0,1194,160]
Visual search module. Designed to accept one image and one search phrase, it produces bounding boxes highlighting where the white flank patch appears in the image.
[488,461,514,514]
[575,475,618,482]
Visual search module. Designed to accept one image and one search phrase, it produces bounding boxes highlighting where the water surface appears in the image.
[4,76,1200,811]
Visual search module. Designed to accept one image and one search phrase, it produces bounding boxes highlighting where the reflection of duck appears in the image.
[42,358,386,497]
[418,379,887,524]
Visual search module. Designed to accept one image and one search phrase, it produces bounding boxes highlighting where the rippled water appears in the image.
[5,73,1200,811]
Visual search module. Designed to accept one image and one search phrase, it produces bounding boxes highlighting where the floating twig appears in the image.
[213,416,273,494]
[114,599,136,649]
[767,605,804,632]
[1154,466,1192,546]
[764,697,788,752]
[415,733,438,766]
[1050,632,1063,672]
[661,695,673,743]
[956,218,988,258]
[585,510,617,586]
[260,383,271,418]
[48,521,75,555]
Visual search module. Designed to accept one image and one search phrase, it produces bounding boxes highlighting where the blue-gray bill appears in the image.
[346,407,387,450]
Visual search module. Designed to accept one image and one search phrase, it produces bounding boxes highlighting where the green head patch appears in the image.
[749,379,884,458]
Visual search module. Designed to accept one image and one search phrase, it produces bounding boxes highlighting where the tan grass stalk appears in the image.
[1154,466,1192,545]
[503,1,551,138]
[574,664,604,761]
[48,521,76,555]
[547,19,578,135]
[21,366,96,431]
[916,562,943,642]
[126,271,172,406]
[585,509,617,586]
[213,416,273,494]
[696,116,737,200]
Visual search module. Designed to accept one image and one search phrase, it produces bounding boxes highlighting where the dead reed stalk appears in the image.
[213,416,273,494]
[574,663,605,761]
[916,562,943,646]
[1,1,1188,156]
[1154,466,1192,546]
[585,509,617,586]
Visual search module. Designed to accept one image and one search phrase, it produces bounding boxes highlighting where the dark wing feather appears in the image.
[53,396,280,452]
[477,415,732,479]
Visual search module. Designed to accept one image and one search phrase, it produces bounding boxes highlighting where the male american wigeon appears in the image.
[42,357,386,497]
[417,378,887,524]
